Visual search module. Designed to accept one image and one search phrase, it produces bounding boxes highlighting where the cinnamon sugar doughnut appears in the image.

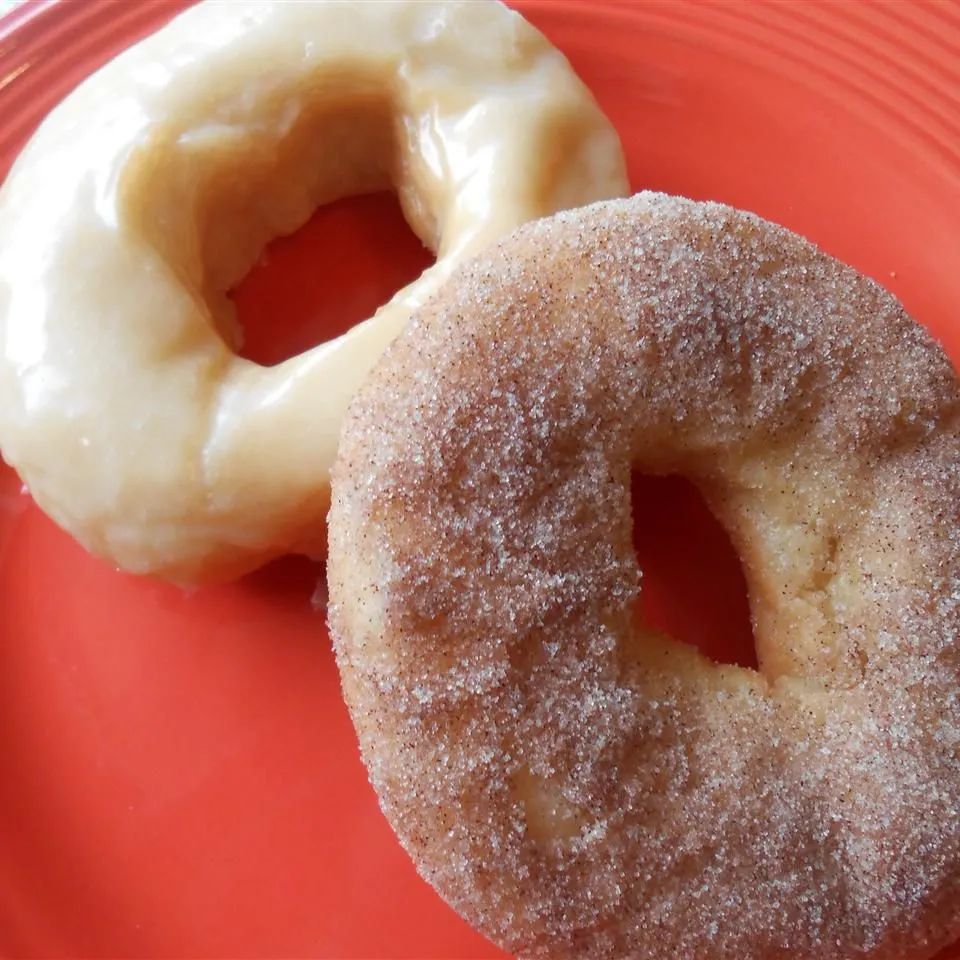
[329,193,960,959]
[0,0,626,583]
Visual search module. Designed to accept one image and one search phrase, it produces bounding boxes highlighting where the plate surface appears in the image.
[0,1,958,957]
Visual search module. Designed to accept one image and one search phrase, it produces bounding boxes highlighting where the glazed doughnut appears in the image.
[0,0,626,582]
[329,193,960,959]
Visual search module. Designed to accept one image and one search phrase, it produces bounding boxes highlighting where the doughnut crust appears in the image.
[0,0,626,582]
[329,193,960,959]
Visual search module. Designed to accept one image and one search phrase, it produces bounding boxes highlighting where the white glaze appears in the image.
[0,0,627,581]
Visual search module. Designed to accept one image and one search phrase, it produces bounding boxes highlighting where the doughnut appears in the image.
[0,0,627,583]
[329,193,960,959]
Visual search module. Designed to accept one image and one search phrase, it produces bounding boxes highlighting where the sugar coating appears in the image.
[328,192,960,959]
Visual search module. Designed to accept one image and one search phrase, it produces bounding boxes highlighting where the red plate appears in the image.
[1,1,958,956]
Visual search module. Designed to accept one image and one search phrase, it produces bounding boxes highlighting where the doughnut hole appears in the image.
[629,471,758,671]
[230,192,433,366]
[121,89,441,355]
